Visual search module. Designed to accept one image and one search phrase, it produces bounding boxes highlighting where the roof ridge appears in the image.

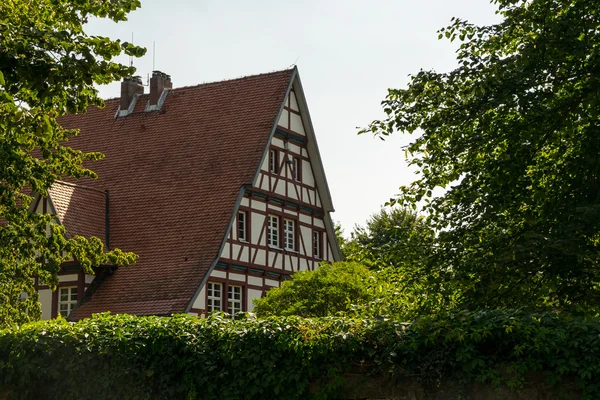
[102,68,295,102]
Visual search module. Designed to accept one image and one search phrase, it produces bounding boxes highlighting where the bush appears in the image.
[0,310,599,399]
[253,262,376,317]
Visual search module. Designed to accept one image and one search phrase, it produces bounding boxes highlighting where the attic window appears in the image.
[238,210,248,242]
[293,157,301,181]
[269,149,278,174]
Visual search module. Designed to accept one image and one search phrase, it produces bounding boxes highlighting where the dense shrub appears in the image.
[0,310,599,399]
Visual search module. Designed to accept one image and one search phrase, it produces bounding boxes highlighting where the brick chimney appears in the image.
[120,76,144,111]
[149,71,172,107]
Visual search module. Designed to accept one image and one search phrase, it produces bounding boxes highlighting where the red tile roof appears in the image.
[59,69,294,318]
[49,181,106,245]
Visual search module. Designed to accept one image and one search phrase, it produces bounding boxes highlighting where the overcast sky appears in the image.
[87,0,501,234]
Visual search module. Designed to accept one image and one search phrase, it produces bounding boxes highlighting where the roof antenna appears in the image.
[129,32,134,68]
[289,56,299,68]
[152,41,156,71]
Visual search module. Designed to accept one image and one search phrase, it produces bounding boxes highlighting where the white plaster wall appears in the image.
[247,289,263,311]
[299,258,310,271]
[290,92,300,112]
[274,180,285,196]
[248,276,263,286]
[289,143,301,155]
[220,244,230,259]
[290,113,305,134]
[39,289,53,320]
[265,279,279,287]
[271,137,285,148]
[252,213,265,246]
[302,160,315,187]
[85,274,95,284]
[267,205,282,213]
[58,274,78,283]
[254,248,266,265]
[299,214,311,224]
[192,286,206,310]
[278,112,288,128]
[287,182,298,200]
[314,218,325,229]
[232,244,240,259]
[210,269,227,279]
[268,252,277,268]
[300,226,312,256]
[241,197,249,207]
[240,247,249,263]
[252,201,266,212]
[229,273,245,282]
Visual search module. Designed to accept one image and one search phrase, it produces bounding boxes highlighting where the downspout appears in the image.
[105,190,110,249]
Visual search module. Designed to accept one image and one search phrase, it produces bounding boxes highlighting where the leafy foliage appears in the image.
[343,207,434,270]
[0,0,142,327]
[362,0,600,314]
[0,311,597,399]
[253,262,376,317]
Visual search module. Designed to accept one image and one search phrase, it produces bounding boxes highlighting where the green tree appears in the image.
[363,0,600,314]
[253,262,377,317]
[0,0,143,328]
[344,208,434,270]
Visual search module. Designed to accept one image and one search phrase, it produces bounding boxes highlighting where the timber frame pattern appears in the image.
[33,67,341,319]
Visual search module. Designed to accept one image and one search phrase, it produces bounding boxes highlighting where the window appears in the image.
[284,219,295,250]
[269,149,278,173]
[238,210,247,241]
[293,157,301,181]
[58,286,77,318]
[228,285,243,318]
[207,282,222,312]
[313,230,321,258]
[268,215,279,247]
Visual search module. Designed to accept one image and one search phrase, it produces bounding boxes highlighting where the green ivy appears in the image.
[0,310,598,399]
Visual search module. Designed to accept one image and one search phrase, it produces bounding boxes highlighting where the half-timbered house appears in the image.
[33,67,341,320]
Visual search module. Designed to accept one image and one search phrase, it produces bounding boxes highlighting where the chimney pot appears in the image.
[120,76,144,112]
[149,70,172,107]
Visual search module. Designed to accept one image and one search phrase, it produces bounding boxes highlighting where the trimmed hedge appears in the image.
[0,310,599,399]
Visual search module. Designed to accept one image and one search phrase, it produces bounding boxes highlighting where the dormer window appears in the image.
[269,149,278,174]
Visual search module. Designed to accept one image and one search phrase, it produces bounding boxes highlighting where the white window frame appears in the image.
[269,149,278,173]
[268,214,280,247]
[284,218,295,251]
[313,230,321,259]
[238,210,247,242]
[58,286,78,318]
[207,282,222,313]
[228,285,243,318]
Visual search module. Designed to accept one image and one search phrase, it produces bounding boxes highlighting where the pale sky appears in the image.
[87,0,500,234]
